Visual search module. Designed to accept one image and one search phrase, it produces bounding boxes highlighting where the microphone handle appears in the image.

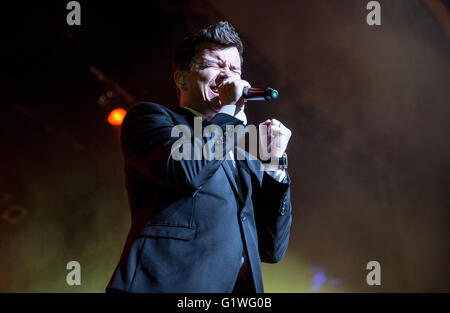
[243,87,279,101]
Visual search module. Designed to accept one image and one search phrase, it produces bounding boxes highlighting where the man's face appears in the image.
[184,42,242,112]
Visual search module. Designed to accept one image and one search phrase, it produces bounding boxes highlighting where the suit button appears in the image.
[280,208,286,216]
[241,214,247,222]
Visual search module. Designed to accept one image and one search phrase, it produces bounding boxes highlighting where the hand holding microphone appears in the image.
[217,77,251,108]
[217,78,280,109]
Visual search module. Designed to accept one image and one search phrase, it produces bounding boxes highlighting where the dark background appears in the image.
[1,0,449,292]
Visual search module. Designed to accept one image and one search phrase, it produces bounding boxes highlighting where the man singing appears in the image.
[107,21,293,293]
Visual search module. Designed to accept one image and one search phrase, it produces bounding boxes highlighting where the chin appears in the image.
[206,96,220,110]
[212,99,222,110]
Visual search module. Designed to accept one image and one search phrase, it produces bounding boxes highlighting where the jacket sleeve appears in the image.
[253,171,292,263]
[120,102,244,194]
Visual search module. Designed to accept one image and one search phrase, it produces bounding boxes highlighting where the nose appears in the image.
[216,67,234,85]
[219,68,233,78]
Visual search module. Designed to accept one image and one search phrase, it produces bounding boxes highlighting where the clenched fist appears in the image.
[259,119,292,169]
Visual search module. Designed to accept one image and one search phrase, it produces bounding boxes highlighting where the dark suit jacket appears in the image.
[107,102,292,293]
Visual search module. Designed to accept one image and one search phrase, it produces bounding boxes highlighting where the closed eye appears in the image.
[203,62,219,68]
[231,68,241,74]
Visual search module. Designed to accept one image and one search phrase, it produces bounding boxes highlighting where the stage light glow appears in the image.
[107,108,127,126]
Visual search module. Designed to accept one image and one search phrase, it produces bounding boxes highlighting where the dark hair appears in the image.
[173,20,244,72]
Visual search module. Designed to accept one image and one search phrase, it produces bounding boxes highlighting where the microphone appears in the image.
[243,87,279,101]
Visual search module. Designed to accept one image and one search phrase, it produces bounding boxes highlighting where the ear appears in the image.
[174,70,188,92]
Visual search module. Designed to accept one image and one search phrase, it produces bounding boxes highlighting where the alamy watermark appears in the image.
[66,1,81,26]
[366,260,381,286]
[366,1,381,26]
[170,118,280,168]
[66,261,81,286]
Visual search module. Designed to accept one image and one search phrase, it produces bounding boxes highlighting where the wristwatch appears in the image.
[261,152,288,170]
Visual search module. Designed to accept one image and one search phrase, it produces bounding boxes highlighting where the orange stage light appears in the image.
[107,108,127,126]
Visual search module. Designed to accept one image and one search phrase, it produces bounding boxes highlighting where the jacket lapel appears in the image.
[222,160,245,204]
[244,152,264,189]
